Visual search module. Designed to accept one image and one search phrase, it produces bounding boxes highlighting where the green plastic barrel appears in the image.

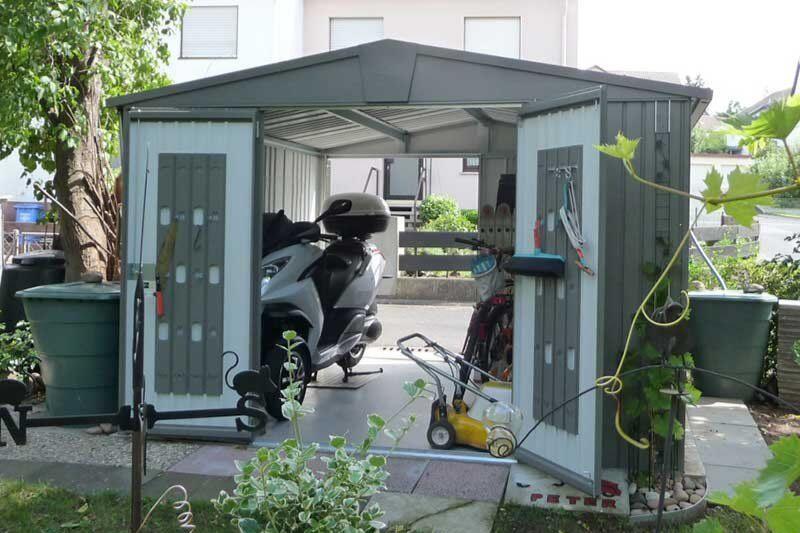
[17,281,120,416]
[689,290,777,400]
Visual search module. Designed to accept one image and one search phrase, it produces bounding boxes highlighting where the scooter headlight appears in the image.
[261,257,291,290]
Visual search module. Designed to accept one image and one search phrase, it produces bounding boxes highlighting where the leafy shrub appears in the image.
[423,211,475,233]
[690,128,730,154]
[689,250,800,384]
[461,209,479,227]
[750,142,800,206]
[418,195,459,225]
[0,322,38,380]
[214,331,428,533]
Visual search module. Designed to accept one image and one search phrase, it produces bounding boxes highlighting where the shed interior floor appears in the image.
[252,304,495,458]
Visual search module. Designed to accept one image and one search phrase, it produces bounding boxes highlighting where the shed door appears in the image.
[513,91,605,495]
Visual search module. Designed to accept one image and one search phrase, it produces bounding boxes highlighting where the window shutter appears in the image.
[330,18,384,51]
[181,6,238,58]
[464,17,521,59]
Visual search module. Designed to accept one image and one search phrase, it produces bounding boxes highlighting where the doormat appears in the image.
[308,367,383,390]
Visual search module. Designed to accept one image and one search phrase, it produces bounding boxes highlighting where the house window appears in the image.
[464,17,521,59]
[181,6,238,59]
[462,157,480,173]
[330,18,384,51]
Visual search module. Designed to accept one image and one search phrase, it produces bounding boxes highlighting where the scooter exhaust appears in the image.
[363,318,382,343]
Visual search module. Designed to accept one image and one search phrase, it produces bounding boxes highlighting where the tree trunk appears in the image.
[52,70,111,281]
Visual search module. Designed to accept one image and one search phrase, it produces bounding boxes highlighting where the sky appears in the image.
[578,0,800,112]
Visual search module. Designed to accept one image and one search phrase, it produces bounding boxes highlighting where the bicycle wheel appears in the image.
[485,303,513,379]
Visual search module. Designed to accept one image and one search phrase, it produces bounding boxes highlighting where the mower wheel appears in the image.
[427,419,456,449]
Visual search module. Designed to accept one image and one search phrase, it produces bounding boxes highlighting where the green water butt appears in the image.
[688,290,777,401]
[17,281,120,416]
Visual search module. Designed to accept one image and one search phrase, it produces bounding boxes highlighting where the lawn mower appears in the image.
[396,333,522,458]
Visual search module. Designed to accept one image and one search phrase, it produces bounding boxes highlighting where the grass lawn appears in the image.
[0,479,236,532]
[492,503,764,533]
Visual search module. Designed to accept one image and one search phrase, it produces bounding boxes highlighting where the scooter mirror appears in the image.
[315,199,352,223]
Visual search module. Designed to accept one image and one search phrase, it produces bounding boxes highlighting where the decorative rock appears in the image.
[647,499,661,510]
[674,490,689,502]
[645,491,660,501]
[673,482,683,493]
[666,504,680,512]
[695,479,706,489]
[663,498,677,507]
[683,477,696,490]
[679,501,693,509]
[630,492,646,505]
[689,494,702,504]
[629,482,638,495]
[631,502,647,510]
[631,508,649,516]
[695,487,706,497]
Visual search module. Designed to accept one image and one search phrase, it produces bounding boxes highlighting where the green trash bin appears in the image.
[17,281,120,416]
[689,290,777,401]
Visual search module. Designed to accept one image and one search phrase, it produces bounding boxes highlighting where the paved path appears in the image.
[758,214,799,260]
[686,397,772,495]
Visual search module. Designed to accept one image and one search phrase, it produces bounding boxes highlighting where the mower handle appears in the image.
[396,333,501,385]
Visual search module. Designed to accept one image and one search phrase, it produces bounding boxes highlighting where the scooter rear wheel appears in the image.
[427,419,456,449]
[263,343,311,420]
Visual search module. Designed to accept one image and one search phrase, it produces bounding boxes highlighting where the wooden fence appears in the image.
[398,231,478,272]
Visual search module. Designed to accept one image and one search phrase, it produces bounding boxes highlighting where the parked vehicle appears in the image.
[458,237,514,382]
[260,193,390,419]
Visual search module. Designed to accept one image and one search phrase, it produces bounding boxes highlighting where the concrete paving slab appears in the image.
[167,444,257,476]
[703,464,761,496]
[0,459,52,481]
[412,460,509,503]
[384,457,429,493]
[17,462,140,494]
[369,492,496,533]
[690,423,772,470]
[687,398,759,427]
[144,471,234,501]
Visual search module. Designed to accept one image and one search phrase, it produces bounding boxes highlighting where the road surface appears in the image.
[758,214,800,260]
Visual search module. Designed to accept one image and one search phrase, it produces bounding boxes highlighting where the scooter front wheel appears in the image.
[263,344,311,420]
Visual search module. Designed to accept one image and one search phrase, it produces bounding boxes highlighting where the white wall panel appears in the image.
[124,120,254,428]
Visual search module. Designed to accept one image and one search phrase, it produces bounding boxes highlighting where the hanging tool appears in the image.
[558,167,594,276]
[155,222,178,318]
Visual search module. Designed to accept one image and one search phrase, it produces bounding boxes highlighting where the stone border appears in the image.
[628,476,708,528]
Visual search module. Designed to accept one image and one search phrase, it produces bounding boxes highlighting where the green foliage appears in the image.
[0,322,38,380]
[751,142,800,206]
[214,330,429,533]
[0,0,184,179]
[697,436,800,533]
[701,167,774,228]
[595,132,640,161]
[461,209,479,226]
[742,94,800,142]
[418,195,459,225]
[691,129,730,154]
[423,211,476,233]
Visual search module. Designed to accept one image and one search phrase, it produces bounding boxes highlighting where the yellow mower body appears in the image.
[432,382,513,451]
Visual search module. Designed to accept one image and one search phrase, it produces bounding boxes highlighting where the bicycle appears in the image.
[455,237,514,383]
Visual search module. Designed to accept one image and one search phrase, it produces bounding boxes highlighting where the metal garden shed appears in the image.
[109,39,712,495]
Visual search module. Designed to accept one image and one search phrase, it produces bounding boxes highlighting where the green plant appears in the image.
[461,209,479,226]
[0,322,38,380]
[691,129,730,154]
[214,331,428,532]
[750,142,800,207]
[423,211,476,233]
[418,195,459,225]
[693,435,800,533]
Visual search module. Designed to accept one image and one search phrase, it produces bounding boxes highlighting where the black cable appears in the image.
[514,364,800,451]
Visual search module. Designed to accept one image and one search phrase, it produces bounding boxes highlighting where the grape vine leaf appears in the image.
[764,490,800,533]
[595,132,640,161]
[701,167,724,214]
[742,94,800,141]
[710,481,765,519]
[754,435,800,507]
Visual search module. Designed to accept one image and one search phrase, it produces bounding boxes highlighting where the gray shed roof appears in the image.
[108,40,712,122]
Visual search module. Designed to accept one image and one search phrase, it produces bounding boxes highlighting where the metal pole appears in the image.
[690,230,727,290]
